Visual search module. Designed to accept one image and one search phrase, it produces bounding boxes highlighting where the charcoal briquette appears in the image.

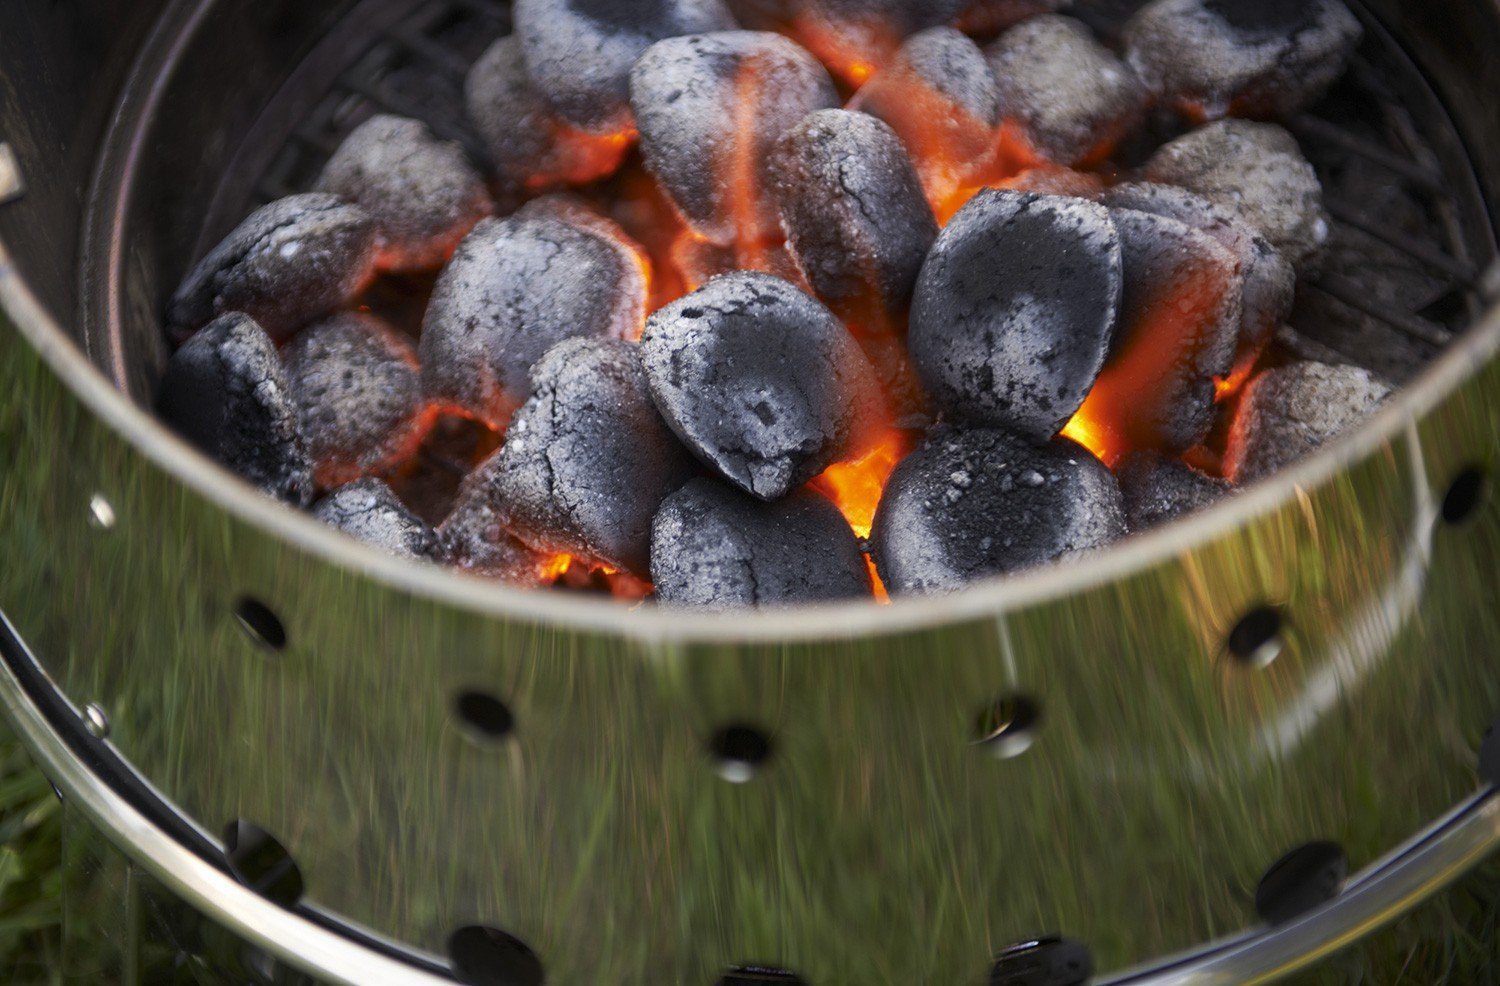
[436,472,548,586]
[870,428,1126,595]
[997,166,1107,199]
[1116,450,1229,531]
[314,114,492,273]
[1105,181,1294,379]
[651,478,871,608]
[283,312,431,489]
[641,271,884,501]
[420,214,647,428]
[1143,119,1328,269]
[848,27,1001,207]
[908,189,1122,441]
[465,36,633,200]
[167,194,378,342]
[1224,360,1392,484]
[313,478,439,559]
[1079,206,1242,456]
[955,0,1070,34]
[1123,0,1363,119]
[514,0,738,134]
[630,30,839,245]
[786,0,966,76]
[155,312,313,505]
[773,109,937,325]
[986,15,1148,167]
[476,338,697,573]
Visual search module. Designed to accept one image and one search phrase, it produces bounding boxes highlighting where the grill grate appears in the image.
[249,0,1495,382]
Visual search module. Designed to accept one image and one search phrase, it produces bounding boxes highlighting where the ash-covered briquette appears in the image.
[1116,450,1230,531]
[870,428,1126,595]
[282,312,430,489]
[908,189,1122,441]
[997,166,1107,199]
[1143,119,1328,269]
[773,110,937,325]
[986,15,1148,168]
[464,37,633,201]
[314,115,492,273]
[630,31,839,245]
[1224,360,1392,484]
[848,27,1000,204]
[420,214,646,429]
[1123,0,1363,120]
[513,193,653,290]
[1094,207,1242,455]
[1104,182,1294,378]
[312,478,438,559]
[641,272,884,501]
[480,337,697,574]
[651,478,871,608]
[514,0,738,135]
[435,471,547,587]
[166,194,378,343]
[787,0,965,68]
[155,313,313,505]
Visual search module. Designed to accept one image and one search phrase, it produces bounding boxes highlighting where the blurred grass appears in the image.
[0,721,1495,984]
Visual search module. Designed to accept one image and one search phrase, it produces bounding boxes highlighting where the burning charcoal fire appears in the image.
[641,271,884,501]
[475,338,696,574]
[772,109,937,327]
[1115,450,1229,531]
[283,312,432,489]
[651,478,871,608]
[871,428,1126,595]
[986,15,1147,169]
[314,114,492,273]
[630,30,839,246]
[1123,0,1363,120]
[1224,360,1392,484]
[465,37,634,201]
[166,194,378,342]
[514,0,738,134]
[420,214,647,428]
[783,0,964,84]
[1104,182,1294,386]
[156,313,313,505]
[436,473,548,587]
[1066,207,1242,463]
[847,27,1002,217]
[908,189,1123,441]
[1143,119,1329,269]
[998,166,1107,199]
[312,478,438,559]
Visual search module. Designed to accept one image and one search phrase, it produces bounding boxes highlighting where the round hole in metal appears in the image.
[1441,465,1490,526]
[234,597,287,652]
[1254,840,1348,926]
[710,724,774,783]
[717,966,807,985]
[455,690,516,742]
[988,935,1093,986]
[222,819,304,907]
[448,925,545,986]
[1227,605,1284,669]
[973,693,1041,759]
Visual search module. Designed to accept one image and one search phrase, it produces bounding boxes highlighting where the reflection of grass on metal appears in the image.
[0,716,1496,982]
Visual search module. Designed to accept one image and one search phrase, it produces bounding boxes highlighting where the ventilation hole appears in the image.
[234,597,287,652]
[1227,605,1284,669]
[972,693,1041,759]
[1441,466,1490,526]
[988,936,1094,986]
[454,691,516,742]
[222,820,304,906]
[709,724,774,783]
[1479,717,1500,787]
[448,926,545,986]
[717,966,807,985]
[1254,841,1348,926]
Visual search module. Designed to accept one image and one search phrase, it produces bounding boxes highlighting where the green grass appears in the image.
[0,720,1495,984]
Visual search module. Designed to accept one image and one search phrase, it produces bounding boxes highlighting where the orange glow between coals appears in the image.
[811,430,911,539]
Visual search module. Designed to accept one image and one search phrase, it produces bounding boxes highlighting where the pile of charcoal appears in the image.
[157,0,1393,608]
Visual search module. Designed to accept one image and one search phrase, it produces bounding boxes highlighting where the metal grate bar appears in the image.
[1289,114,1444,193]
[384,23,472,78]
[1305,276,1452,348]
[1324,201,1477,284]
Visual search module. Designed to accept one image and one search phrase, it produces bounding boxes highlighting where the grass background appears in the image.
[1,721,1495,984]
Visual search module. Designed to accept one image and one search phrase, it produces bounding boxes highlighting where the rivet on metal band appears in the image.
[0,143,24,206]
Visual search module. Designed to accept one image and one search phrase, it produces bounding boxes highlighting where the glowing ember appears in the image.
[811,430,912,539]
